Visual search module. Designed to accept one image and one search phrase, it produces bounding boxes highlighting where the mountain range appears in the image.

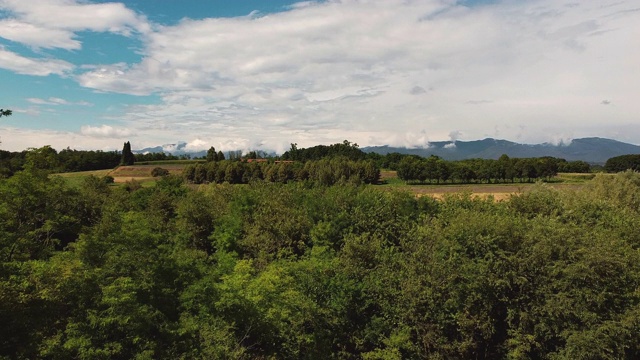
[136,137,640,164]
[362,137,640,164]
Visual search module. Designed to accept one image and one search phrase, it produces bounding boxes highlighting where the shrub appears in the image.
[151,167,170,177]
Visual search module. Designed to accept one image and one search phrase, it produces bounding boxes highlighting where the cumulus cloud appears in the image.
[71,0,640,148]
[183,139,209,152]
[3,0,640,151]
[0,126,122,151]
[0,0,149,77]
[0,0,150,50]
[449,130,462,142]
[80,124,132,138]
[0,19,80,49]
[0,47,73,75]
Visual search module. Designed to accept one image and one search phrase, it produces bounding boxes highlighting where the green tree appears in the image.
[0,108,11,117]
[206,146,218,162]
[120,141,135,166]
[23,145,60,173]
[605,154,640,172]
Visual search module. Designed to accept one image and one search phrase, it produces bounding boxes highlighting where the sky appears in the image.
[0,0,639,153]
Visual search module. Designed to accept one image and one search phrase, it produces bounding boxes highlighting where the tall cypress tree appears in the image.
[121,141,135,165]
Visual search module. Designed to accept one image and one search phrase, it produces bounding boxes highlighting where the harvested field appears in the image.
[110,164,185,177]
[401,183,584,201]
[106,165,185,185]
[378,170,589,200]
[112,176,154,183]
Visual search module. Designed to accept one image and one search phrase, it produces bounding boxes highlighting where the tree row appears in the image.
[183,157,380,185]
[397,154,591,184]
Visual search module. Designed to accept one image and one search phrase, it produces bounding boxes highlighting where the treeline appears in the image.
[0,146,121,176]
[397,154,591,184]
[0,146,193,177]
[281,140,366,161]
[184,157,380,185]
[605,154,640,172]
[0,150,26,178]
[3,166,640,358]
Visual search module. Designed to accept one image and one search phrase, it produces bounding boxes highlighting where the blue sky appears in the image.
[1,0,638,152]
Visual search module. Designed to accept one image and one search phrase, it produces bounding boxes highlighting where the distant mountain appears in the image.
[134,142,207,158]
[133,137,640,164]
[135,141,187,154]
[363,137,640,164]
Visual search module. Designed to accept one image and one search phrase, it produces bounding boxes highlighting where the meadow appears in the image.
[55,163,596,201]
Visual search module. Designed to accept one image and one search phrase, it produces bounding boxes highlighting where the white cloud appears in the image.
[69,0,640,149]
[183,139,209,152]
[3,0,640,151]
[27,97,93,106]
[0,46,73,75]
[0,126,122,151]
[80,124,131,138]
[0,0,150,49]
[0,19,80,49]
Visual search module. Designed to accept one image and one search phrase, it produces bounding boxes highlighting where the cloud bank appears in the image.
[1,0,639,152]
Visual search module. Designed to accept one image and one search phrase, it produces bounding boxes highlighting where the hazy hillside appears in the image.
[363,137,640,164]
[134,137,640,164]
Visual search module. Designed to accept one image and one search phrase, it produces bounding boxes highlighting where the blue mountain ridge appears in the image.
[135,137,640,164]
[362,137,640,164]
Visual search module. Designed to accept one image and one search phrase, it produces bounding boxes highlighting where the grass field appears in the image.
[379,171,590,200]
[134,160,205,165]
[53,164,186,187]
[53,169,115,187]
[54,164,593,199]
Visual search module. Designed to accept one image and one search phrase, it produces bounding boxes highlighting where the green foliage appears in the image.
[3,169,640,359]
[396,154,565,184]
[0,170,83,262]
[184,158,380,186]
[151,167,170,177]
[605,154,640,173]
[24,145,61,173]
[206,146,218,162]
[120,141,135,166]
[57,147,121,172]
[281,140,366,162]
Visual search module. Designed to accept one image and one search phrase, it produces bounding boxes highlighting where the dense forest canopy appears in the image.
[3,146,640,358]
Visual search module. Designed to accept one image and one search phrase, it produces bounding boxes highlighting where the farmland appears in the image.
[53,163,194,186]
[379,170,590,200]
[54,163,595,200]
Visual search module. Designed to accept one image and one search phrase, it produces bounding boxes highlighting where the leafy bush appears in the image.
[151,167,170,177]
